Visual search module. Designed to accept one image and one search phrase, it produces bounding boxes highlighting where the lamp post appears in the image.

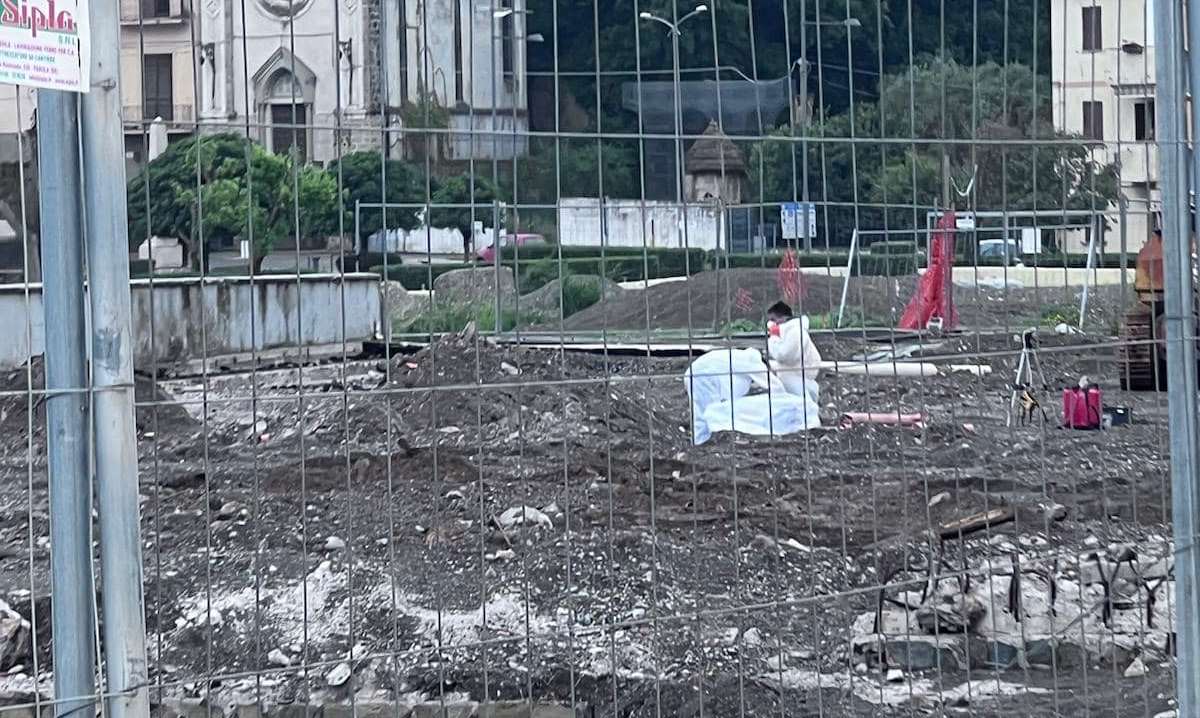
[794,17,859,249]
[639,4,708,204]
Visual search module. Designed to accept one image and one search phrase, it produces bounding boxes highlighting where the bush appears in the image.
[370,262,471,289]
[559,275,604,317]
[359,252,404,269]
[867,240,919,256]
[501,245,706,277]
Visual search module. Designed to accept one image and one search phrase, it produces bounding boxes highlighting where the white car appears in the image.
[978,239,1024,266]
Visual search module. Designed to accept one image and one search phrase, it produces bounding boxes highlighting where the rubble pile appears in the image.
[852,542,1175,675]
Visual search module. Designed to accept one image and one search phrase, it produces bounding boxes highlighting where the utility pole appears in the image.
[37,88,99,718]
[1158,0,1200,714]
[79,2,150,717]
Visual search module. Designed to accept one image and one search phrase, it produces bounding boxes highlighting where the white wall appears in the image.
[0,274,382,369]
[559,198,724,251]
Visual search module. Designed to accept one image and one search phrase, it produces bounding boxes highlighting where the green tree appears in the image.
[195,144,341,274]
[127,133,252,269]
[428,174,500,261]
[127,133,342,273]
[507,138,641,202]
[335,151,426,245]
[749,59,1117,244]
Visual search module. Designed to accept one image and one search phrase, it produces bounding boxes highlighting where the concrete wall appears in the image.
[559,198,725,250]
[0,274,382,369]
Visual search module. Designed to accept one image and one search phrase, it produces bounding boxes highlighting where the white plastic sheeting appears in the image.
[684,348,822,445]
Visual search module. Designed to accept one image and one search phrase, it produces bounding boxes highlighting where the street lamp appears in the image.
[639,3,708,204]
[790,17,858,249]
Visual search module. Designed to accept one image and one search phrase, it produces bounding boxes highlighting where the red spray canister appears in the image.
[1062,379,1102,429]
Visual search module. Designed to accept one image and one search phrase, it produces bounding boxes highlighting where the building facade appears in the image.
[119,0,199,171]
[1051,0,1158,251]
[197,0,529,164]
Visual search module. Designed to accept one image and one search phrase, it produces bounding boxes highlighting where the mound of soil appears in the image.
[561,268,1131,333]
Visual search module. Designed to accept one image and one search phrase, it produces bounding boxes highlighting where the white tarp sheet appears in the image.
[684,348,821,445]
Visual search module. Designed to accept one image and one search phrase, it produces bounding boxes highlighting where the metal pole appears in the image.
[37,88,99,718]
[836,229,859,328]
[79,2,151,716]
[1078,216,1098,331]
[493,200,502,335]
[671,26,683,206]
[1159,0,1200,713]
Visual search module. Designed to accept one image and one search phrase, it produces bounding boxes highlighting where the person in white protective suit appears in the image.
[683,347,821,445]
[765,301,822,404]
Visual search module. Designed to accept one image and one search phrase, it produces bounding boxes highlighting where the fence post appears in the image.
[1157,1,1200,714]
[79,2,151,716]
[37,88,99,718]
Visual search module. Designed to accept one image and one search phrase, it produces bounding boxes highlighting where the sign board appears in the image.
[781,202,816,241]
[0,0,90,92]
[955,213,976,230]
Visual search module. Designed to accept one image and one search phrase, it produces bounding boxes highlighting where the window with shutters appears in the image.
[1082,6,1101,51]
[1082,101,1104,141]
[143,54,174,122]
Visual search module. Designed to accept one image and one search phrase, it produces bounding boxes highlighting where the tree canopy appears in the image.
[747,59,1118,241]
[127,134,343,273]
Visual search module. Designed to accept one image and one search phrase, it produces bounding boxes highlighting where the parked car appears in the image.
[477,233,548,263]
[977,238,1024,266]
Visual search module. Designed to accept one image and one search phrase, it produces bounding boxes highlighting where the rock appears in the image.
[742,627,762,646]
[412,703,477,718]
[1143,556,1174,580]
[485,549,515,562]
[928,492,950,508]
[751,534,778,552]
[267,648,291,667]
[325,662,352,687]
[0,600,30,671]
[433,266,517,306]
[885,668,904,682]
[1084,535,1100,547]
[497,506,553,531]
[216,501,241,520]
[381,280,426,330]
[500,362,520,376]
[1044,503,1068,521]
[1124,657,1147,678]
[324,536,346,551]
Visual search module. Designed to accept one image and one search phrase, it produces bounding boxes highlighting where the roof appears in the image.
[685,121,747,175]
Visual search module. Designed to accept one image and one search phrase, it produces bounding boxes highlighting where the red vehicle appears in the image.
[477,233,547,263]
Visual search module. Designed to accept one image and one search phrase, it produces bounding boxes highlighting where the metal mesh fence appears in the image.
[0,0,1192,715]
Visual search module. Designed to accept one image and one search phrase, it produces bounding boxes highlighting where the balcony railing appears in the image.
[122,104,195,125]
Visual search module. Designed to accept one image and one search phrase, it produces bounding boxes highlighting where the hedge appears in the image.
[499,245,707,276]
[370,263,466,289]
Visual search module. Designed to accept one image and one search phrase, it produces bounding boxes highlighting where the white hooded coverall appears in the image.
[767,316,822,403]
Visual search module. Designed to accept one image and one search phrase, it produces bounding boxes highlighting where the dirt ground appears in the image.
[0,280,1178,716]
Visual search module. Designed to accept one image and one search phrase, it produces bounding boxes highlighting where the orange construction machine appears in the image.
[1118,230,1166,390]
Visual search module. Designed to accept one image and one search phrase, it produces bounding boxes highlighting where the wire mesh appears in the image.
[0,0,1189,715]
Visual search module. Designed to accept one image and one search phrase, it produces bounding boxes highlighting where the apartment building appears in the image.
[119,0,200,170]
[1051,0,1158,250]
